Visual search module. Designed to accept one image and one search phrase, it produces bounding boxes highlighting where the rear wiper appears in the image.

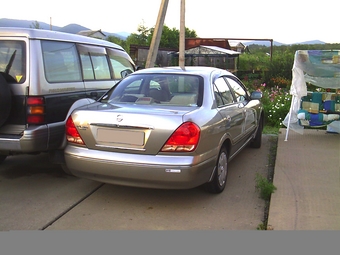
[5,50,17,74]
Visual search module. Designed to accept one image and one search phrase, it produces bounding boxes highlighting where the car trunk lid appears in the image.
[71,103,196,154]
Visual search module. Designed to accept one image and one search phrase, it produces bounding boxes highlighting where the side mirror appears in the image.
[251,91,263,100]
[120,69,133,78]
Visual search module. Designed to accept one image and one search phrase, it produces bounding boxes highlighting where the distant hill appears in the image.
[0,18,58,30]
[243,41,284,47]
[244,39,326,47]
[294,40,326,45]
[0,18,128,40]
[57,23,89,34]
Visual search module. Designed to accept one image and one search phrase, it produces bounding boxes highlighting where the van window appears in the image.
[90,53,111,80]
[42,41,82,83]
[80,53,94,80]
[0,40,26,83]
[107,48,134,79]
[78,44,112,81]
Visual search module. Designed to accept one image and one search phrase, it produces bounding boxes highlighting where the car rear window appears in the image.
[0,40,26,83]
[101,74,203,107]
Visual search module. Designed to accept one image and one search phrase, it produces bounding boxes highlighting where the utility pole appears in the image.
[145,0,169,68]
[179,0,185,69]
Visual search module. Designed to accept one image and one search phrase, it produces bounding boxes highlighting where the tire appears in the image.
[0,74,12,127]
[204,147,228,194]
[250,117,263,148]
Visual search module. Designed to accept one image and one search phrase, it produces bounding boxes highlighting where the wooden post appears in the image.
[145,0,169,68]
[179,0,185,69]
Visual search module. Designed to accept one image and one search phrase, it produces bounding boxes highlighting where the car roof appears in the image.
[0,27,124,50]
[133,66,235,77]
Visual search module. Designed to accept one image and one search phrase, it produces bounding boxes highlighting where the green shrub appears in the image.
[261,85,292,128]
[242,78,292,128]
[255,173,277,200]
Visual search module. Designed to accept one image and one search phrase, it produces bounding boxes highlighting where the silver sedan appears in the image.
[63,66,263,194]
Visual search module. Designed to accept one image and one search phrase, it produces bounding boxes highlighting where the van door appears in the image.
[40,40,86,123]
[77,44,118,100]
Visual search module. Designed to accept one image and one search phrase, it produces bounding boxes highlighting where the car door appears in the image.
[213,77,245,150]
[225,76,257,138]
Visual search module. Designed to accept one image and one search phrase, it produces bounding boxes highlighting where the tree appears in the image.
[238,43,340,89]
[107,35,128,52]
[123,22,197,54]
[30,21,41,29]
[148,25,197,48]
[126,22,151,47]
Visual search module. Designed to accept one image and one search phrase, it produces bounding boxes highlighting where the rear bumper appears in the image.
[64,145,217,190]
[0,122,65,154]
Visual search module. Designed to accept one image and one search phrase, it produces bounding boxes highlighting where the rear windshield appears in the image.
[101,73,204,107]
[0,40,26,83]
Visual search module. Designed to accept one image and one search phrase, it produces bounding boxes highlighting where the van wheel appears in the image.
[0,74,12,127]
[204,147,228,194]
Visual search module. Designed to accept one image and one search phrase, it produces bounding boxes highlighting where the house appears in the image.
[185,38,231,49]
[170,45,241,72]
[228,40,246,53]
[77,30,106,39]
[129,44,178,68]
[129,38,243,71]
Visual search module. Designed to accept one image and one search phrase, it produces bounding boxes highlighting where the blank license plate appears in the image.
[97,129,145,146]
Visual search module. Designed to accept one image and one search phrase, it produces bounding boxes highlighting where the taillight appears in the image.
[65,116,85,145]
[27,97,45,124]
[161,122,200,152]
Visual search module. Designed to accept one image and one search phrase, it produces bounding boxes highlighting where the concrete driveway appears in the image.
[267,129,340,230]
[0,135,275,230]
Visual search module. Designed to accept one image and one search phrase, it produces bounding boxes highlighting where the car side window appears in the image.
[42,41,82,83]
[214,77,234,106]
[225,77,248,102]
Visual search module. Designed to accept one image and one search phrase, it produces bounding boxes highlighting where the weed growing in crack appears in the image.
[255,172,277,201]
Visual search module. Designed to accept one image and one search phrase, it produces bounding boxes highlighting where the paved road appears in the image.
[0,135,275,230]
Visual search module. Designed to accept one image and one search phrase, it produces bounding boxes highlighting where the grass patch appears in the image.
[263,125,280,135]
[257,135,278,230]
[257,223,266,230]
[255,173,277,200]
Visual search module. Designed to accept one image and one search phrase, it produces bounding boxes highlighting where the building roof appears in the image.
[228,41,245,48]
[77,29,106,39]
[180,45,241,56]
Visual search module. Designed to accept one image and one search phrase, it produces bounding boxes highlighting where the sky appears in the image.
[3,0,339,44]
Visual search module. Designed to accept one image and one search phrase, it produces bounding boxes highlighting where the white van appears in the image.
[0,27,136,164]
